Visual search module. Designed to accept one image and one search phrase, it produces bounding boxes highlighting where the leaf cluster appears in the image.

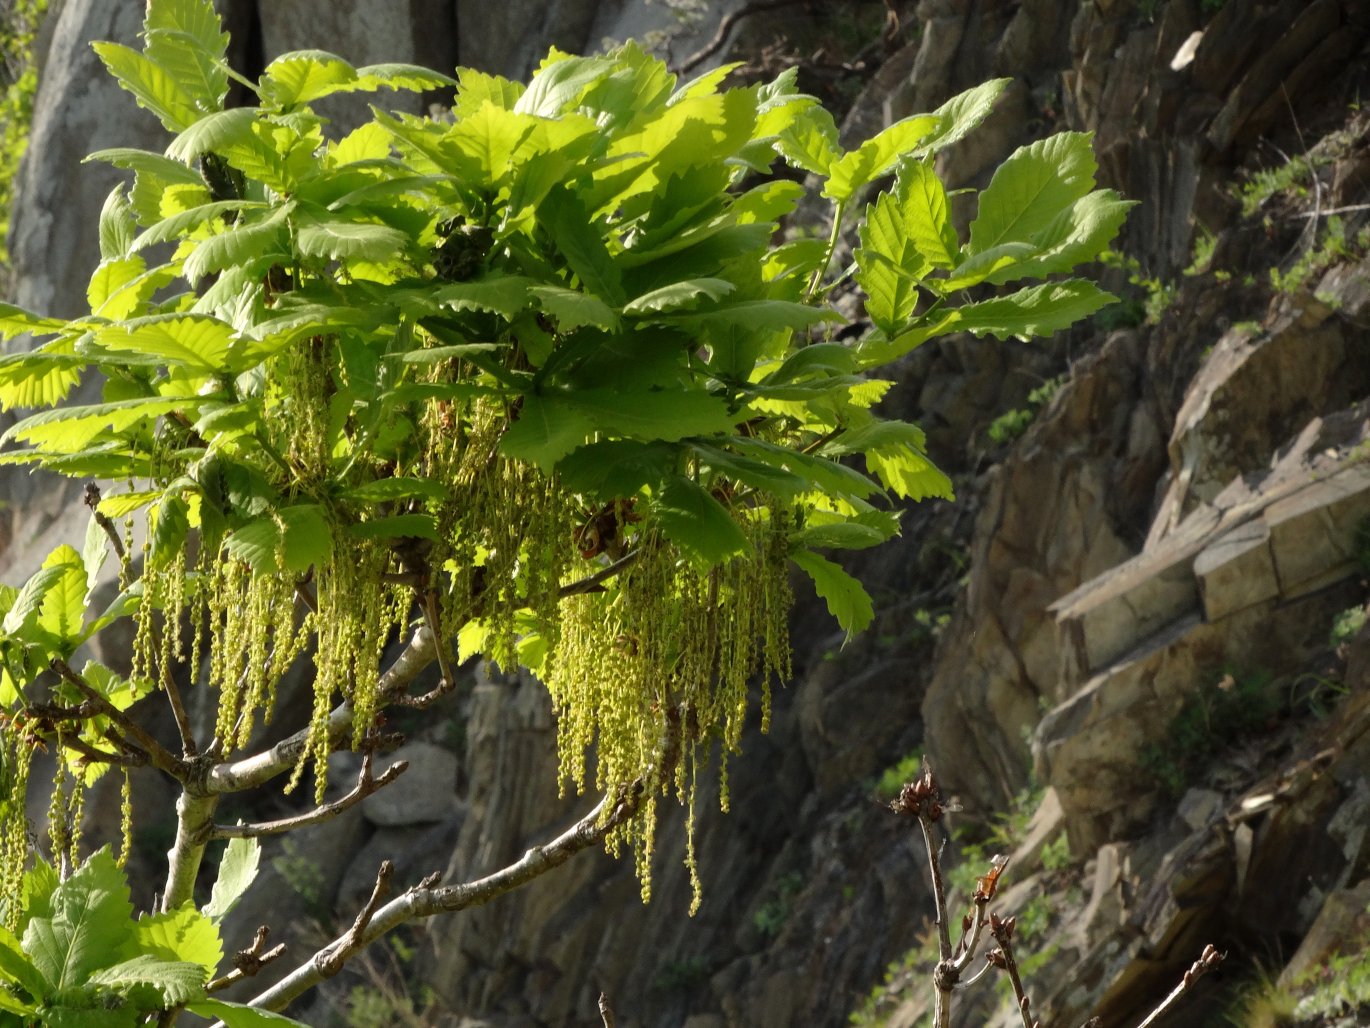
[0,844,300,1026]
[0,0,1126,640]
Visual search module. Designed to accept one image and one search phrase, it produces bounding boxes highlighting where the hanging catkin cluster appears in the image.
[289,538,407,801]
[204,559,309,749]
[542,506,793,905]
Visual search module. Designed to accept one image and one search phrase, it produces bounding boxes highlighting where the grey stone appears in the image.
[1265,464,1370,598]
[1177,789,1224,832]
[1194,518,1278,622]
[258,0,455,135]
[335,817,462,913]
[361,741,459,826]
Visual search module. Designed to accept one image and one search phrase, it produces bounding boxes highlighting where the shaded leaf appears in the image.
[790,549,873,637]
[86,954,206,1006]
[954,279,1116,340]
[295,213,408,262]
[341,478,449,504]
[346,514,440,542]
[224,505,333,573]
[623,278,735,315]
[654,475,750,565]
[529,285,619,332]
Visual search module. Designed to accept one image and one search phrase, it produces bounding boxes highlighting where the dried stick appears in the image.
[558,549,639,598]
[207,926,287,992]
[673,0,811,75]
[210,751,408,840]
[161,660,199,759]
[49,657,186,777]
[419,586,456,695]
[987,913,1037,1028]
[1134,945,1225,1028]
[82,482,125,560]
[234,785,642,1015]
[599,992,616,1028]
[59,733,144,768]
[318,861,395,976]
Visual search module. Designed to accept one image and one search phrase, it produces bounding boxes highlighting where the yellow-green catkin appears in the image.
[278,339,333,488]
[45,749,84,873]
[117,767,133,869]
[0,725,33,928]
[65,767,84,872]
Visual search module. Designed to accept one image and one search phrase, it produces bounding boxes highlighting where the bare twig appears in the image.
[419,586,456,698]
[1282,85,1321,260]
[558,549,639,598]
[160,662,199,759]
[235,784,643,1015]
[987,913,1038,1028]
[1133,945,1225,1028]
[673,0,811,75]
[598,992,616,1028]
[209,751,408,840]
[1290,202,1370,219]
[60,733,144,768]
[49,657,186,777]
[950,854,1007,979]
[319,861,395,976]
[83,482,125,561]
[207,926,287,992]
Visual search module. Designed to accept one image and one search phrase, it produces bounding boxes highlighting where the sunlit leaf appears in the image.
[144,0,230,112]
[202,837,259,924]
[825,115,939,202]
[92,41,199,131]
[968,132,1098,254]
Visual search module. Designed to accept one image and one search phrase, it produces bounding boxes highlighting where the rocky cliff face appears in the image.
[4,1,1370,1027]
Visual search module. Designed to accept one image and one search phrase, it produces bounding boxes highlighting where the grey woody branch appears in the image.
[210,751,408,840]
[204,624,437,795]
[239,786,642,1014]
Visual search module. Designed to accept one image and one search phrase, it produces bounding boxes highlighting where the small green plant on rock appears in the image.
[986,374,1065,446]
[753,871,804,938]
[0,0,48,276]
[875,747,924,801]
[1141,670,1281,799]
